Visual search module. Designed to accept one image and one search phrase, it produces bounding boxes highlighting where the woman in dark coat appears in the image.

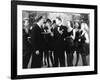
[23,18,32,68]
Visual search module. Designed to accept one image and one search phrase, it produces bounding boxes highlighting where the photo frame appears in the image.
[11,0,97,79]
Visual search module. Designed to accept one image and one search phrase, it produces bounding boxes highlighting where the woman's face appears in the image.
[66,21,71,28]
[40,16,46,24]
[24,20,29,27]
[75,22,79,29]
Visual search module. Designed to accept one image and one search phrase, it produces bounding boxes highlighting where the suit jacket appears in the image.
[53,25,67,41]
[30,24,44,50]
[53,25,67,50]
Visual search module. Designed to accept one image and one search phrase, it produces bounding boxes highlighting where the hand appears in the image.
[50,32,54,36]
[78,39,81,42]
[59,30,63,34]
[58,27,63,34]
[35,50,39,55]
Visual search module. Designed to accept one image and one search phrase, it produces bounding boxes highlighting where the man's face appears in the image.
[56,19,61,26]
[46,22,51,27]
[41,16,46,24]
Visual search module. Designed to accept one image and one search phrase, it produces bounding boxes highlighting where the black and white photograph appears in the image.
[11,1,97,79]
[22,11,90,68]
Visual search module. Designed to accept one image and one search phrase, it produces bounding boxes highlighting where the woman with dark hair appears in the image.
[42,18,53,67]
[74,22,81,66]
[23,18,32,68]
[64,21,75,66]
[74,21,89,66]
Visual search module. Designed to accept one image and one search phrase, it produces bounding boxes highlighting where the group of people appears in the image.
[23,15,89,68]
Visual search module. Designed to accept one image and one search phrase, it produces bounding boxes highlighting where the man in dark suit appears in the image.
[53,17,67,67]
[30,16,46,68]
